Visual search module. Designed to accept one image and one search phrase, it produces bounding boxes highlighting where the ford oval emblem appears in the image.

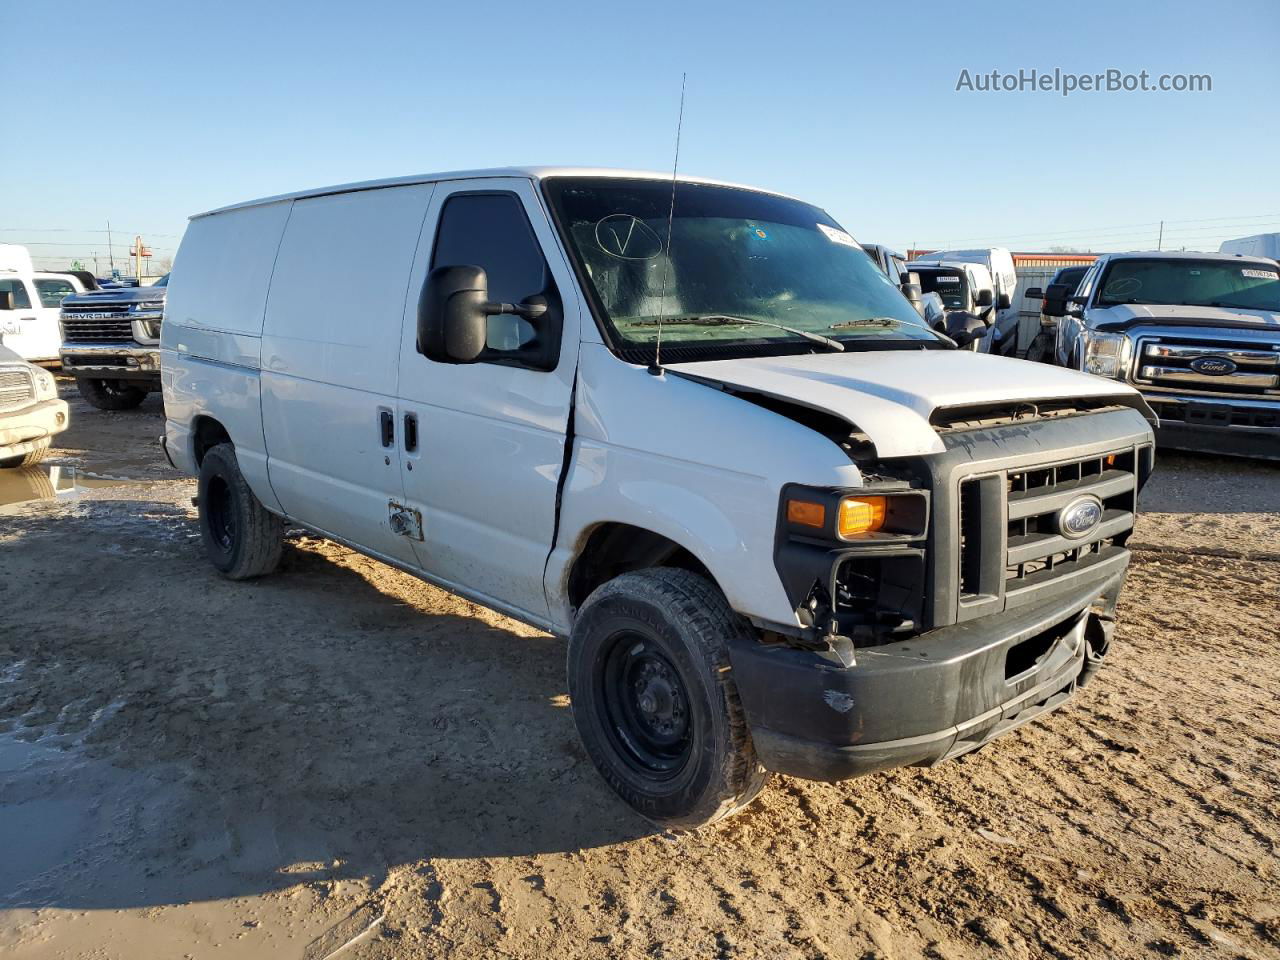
[1058,495,1103,540]
[1189,356,1237,376]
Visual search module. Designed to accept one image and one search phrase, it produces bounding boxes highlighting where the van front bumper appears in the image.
[1143,393,1280,461]
[60,342,161,382]
[0,397,70,458]
[727,571,1121,781]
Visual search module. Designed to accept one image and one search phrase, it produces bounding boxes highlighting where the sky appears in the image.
[3,0,1278,273]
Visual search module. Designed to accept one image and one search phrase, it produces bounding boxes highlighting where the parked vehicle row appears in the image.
[1036,251,1280,460]
[157,166,1155,825]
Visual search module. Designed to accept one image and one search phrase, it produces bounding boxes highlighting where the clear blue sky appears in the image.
[3,0,1278,271]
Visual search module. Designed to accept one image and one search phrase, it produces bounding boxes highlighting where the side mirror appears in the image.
[1023,287,1043,300]
[901,271,920,288]
[946,311,990,348]
[975,288,994,308]
[0,291,11,311]
[900,281,923,315]
[417,265,547,363]
[1066,295,1086,317]
[997,292,1012,310]
[1041,282,1070,317]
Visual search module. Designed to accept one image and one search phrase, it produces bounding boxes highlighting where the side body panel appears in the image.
[259,184,434,564]
[0,277,60,362]
[161,201,293,508]
[545,342,864,634]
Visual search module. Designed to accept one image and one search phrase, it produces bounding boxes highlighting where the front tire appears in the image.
[567,568,769,828]
[197,443,284,580]
[76,377,147,411]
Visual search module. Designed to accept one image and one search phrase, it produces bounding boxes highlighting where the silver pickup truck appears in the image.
[1049,251,1280,460]
[59,275,167,409]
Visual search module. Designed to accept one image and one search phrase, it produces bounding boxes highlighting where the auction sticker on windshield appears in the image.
[817,223,859,247]
[1242,268,1278,279]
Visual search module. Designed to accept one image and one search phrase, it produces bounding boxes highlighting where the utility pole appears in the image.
[107,221,115,273]
[1157,221,1164,251]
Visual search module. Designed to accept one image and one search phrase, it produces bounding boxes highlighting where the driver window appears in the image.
[430,193,559,364]
[0,279,33,310]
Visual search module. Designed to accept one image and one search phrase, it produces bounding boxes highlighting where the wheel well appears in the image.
[567,523,714,611]
[192,417,232,467]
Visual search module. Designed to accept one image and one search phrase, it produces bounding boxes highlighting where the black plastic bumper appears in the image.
[728,571,1123,781]
[1153,421,1280,461]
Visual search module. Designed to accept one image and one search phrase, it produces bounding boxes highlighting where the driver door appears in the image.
[395,178,583,624]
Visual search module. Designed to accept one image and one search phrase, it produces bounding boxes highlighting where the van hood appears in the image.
[1091,302,1279,331]
[670,350,1151,458]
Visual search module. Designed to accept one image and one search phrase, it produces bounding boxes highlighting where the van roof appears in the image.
[192,166,804,219]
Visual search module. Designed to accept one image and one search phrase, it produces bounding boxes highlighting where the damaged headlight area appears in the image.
[775,483,930,652]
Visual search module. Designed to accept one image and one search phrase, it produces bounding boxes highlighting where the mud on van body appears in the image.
[162,167,1155,825]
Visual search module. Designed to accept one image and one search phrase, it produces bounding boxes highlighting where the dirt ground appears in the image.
[1,380,1278,960]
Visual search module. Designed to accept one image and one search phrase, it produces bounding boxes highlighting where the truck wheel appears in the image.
[197,443,284,580]
[0,440,50,468]
[567,568,769,828]
[76,377,148,411]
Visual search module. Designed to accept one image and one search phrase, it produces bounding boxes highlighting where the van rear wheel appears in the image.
[198,443,284,580]
[76,377,147,411]
[567,568,769,828]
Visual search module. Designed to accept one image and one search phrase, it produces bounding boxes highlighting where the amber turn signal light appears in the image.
[786,499,826,529]
[838,496,888,537]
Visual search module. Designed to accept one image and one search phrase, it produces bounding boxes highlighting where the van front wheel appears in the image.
[567,568,769,828]
[198,443,284,580]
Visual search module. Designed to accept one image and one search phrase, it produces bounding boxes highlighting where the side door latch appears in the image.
[388,501,424,541]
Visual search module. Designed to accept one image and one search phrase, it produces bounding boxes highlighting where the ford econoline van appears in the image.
[162,168,1155,826]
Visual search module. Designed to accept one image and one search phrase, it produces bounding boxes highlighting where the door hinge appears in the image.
[388,501,424,541]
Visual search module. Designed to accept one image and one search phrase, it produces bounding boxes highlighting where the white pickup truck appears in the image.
[162,167,1156,825]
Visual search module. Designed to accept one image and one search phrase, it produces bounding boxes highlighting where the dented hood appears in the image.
[670,350,1150,458]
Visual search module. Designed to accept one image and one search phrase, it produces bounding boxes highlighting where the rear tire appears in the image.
[567,568,770,828]
[0,440,50,469]
[197,443,284,580]
[76,377,147,411]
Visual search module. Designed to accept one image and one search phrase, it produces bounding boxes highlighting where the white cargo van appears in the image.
[0,245,86,363]
[162,168,1155,826]
[911,248,1019,354]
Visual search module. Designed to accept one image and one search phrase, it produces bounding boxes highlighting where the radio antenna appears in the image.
[649,72,686,376]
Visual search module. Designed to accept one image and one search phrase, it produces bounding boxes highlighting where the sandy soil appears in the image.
[1,381,1277,960]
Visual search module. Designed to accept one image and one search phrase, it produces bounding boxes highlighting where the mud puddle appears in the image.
[0,465,156,514]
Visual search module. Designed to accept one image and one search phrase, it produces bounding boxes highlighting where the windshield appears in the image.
[915,269,969,310]
[543,177,942,362]
[1096,258,1280,311]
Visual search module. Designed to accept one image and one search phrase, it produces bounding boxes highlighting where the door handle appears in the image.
[379,409,394,448]
[403,413,418,453]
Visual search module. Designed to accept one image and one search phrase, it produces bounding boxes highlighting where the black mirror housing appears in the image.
[997,292,1012,310]
[1041,281,1070,317]
[1023,286,1043,300]
[946,311,990,347]
[975,288,994,308]
[419,265,490,363]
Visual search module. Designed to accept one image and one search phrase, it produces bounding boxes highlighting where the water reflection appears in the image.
[0,466,127,512]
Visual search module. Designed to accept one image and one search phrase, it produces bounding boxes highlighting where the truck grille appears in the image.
[61,307,134,343]
[1133,336,1280,397]
[0,368,35,411]
[956,444,1151,613]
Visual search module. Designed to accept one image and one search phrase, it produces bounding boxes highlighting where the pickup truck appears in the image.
[1049,251,1279,459]
[59,274,167,409]
[0,339,68,467]
[162,167,1156,826]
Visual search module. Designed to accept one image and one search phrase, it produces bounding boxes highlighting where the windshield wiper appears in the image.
[629,314,845,352]
[828,316,898,329]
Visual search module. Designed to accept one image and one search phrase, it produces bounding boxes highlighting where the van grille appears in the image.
[0,368,35,411]
[955,446,1150,609]
[1133,336,1280,397]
